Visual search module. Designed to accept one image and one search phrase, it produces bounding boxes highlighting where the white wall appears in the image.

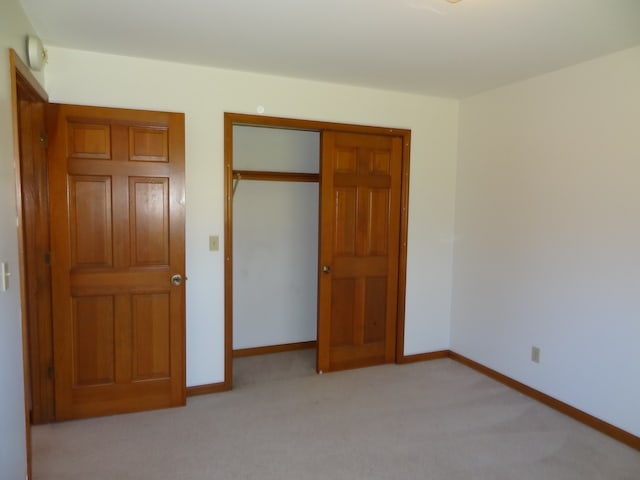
[452,46,640,436]
[44,47,459,385]
[0,1,45,477]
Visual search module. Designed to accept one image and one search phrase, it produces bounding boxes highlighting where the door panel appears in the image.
[48,104,185,420]
[318,131,402,372]
[68,123,111,159]
[129,127,169,162]
[68,175,113,267]
[129,177,170,265]
[72,296,115,386]
[132,293,171,380]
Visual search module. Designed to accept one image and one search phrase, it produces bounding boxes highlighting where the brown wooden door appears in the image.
[47,104,186,419]
[318,131,403,372]
[18,97,55,424]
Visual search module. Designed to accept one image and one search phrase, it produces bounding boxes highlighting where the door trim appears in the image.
[223,113,411,388]
[10,48,49,480]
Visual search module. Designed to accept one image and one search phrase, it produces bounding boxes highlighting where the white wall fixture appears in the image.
[26,34,47,71]
[531,346,540,363]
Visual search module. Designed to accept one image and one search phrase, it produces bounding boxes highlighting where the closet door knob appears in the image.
[322,265,331,274]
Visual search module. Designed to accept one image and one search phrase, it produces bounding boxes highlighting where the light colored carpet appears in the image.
[32,351,640,480]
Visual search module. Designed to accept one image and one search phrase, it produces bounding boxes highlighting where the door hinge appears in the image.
[44,251,51,265]
[47,364,54,380]
[40,131,48,149]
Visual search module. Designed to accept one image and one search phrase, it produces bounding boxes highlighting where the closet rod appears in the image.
[233,170,320,183]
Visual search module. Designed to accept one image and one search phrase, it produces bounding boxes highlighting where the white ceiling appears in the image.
[19,0,640,98]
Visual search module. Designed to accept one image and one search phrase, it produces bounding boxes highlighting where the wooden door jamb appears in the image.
[10,47,50,480]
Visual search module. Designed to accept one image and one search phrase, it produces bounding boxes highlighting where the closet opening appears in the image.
[231,123,320,386]
[224,113,412,389]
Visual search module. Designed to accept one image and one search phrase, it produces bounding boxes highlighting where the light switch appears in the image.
[531,346,540,363]
[1,262,10,291]
[209,235,219,251]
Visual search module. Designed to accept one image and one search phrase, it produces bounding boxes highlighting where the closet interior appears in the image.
[232,125,320,370]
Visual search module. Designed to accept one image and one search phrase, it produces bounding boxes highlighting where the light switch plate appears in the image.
[1,262,10,291]
[531,346,540,363]
[209,235,219,251]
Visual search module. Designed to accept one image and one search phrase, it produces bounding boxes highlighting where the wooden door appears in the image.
[318,131,403,372]
[18,97,55,424]
[47,104,186,419]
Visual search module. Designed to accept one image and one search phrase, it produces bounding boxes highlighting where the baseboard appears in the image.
[233,340,317,358]
[397,350,449,364]
[447,351,640,451]
[186,382,229,397]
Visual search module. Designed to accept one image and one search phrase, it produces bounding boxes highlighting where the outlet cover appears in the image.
[531,346,540,363]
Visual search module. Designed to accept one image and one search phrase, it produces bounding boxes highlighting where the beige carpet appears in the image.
[32,351,640,479]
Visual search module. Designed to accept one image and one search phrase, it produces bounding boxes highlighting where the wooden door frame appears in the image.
[10,48,49,480]
[223,112,411,388]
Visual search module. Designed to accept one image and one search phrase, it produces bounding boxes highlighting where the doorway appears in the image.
[231,124,320,385]
[223,113,411,387]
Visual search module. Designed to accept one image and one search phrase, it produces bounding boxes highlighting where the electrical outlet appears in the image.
[531,346,540,363]
[209,235,219,251]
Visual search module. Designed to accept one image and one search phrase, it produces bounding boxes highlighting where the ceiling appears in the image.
[19,0,640,98]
